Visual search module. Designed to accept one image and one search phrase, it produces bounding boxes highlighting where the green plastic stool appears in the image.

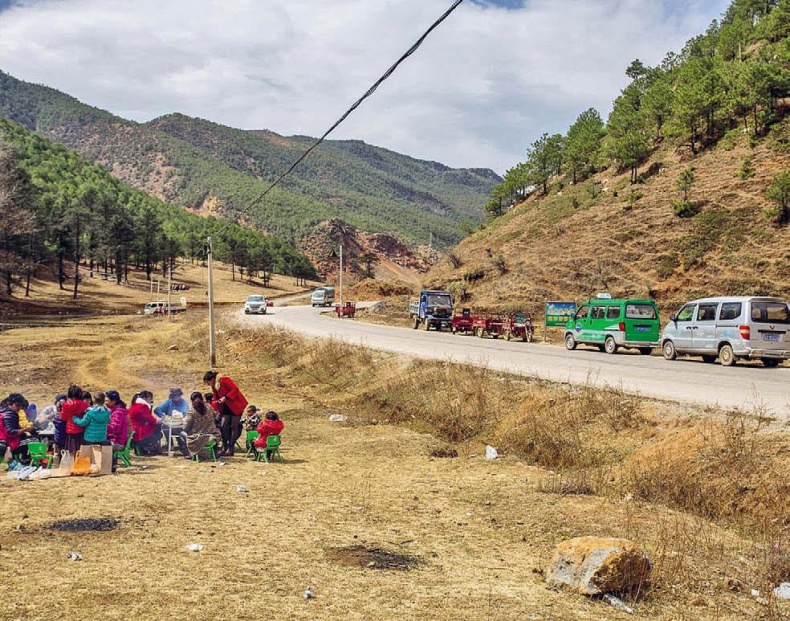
[193,437,218,463]
[255,435,283,463]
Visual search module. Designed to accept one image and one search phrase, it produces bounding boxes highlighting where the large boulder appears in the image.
[545,537,651,595]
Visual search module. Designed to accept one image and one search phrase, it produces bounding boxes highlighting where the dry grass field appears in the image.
[1,309,788,620]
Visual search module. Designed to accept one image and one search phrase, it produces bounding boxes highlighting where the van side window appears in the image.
[719,302,742,321]
[697,303,718,322]
[575,305,589,320]
[591,306,605,319]
[676,305,695,322]
[606,306,621,319]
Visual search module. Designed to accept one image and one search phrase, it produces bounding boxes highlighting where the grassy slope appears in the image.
[0,259,318,317]
[425,122,790,317]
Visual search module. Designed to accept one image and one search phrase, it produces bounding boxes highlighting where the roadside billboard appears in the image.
[545,301,576,327]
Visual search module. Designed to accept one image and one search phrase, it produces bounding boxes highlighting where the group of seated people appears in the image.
[0,372,285,469]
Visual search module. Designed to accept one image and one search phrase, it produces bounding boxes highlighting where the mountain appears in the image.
[0,71,500,262]
[423,0,790,315]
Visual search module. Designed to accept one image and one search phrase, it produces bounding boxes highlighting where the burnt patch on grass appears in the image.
[326,545,422,571]
[49,517,120,532]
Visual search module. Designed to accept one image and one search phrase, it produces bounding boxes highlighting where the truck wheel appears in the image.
[424,320,431,331]
[477,327,485,338]
[662,341,677,360]
[762,358,780,368]
[564,333,576,350]
[718,344,736,366]
[413,317,419,330]
[604,336,618,355]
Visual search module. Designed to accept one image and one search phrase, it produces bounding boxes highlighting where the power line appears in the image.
[211,0,465,242]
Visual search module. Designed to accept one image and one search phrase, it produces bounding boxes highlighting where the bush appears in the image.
[672,200,700,218]
[737,156,755,180]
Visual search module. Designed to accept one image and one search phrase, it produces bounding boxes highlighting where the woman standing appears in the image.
[176,392,221,459]
[203,371,248,456]
[128,390,162,455]
[61,385,88,455]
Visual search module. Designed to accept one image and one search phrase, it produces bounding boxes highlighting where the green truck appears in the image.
[563,295,660,355]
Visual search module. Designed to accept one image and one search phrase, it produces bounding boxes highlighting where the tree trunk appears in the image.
[25,267,31,297]
[58,252,65,290]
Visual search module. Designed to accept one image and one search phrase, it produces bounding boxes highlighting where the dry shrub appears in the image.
[295,336,376,390]
[620,408,790,537]
[350,360,519,443]
[498,381,645,469]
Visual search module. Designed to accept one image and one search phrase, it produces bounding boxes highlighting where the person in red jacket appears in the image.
[60,385,88,455]
[203,370,248,456]
[128,390,162,455]
[252,411,284,461]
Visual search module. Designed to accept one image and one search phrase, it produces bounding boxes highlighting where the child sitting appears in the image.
[252,411,284,460]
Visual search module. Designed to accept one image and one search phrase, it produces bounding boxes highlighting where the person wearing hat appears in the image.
[0,393,35,462]
[154,386,190,420]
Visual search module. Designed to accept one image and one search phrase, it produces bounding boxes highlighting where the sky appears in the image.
[0,0,732,174]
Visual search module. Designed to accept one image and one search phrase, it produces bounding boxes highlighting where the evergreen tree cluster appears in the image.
[0,117,316,299]
[486,0,790,216]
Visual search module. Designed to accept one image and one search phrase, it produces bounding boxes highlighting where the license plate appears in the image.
[763,333,781,342]
[635,326,649,332]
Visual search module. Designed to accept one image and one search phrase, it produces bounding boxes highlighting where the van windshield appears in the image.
[626,304,657,319]
[751,301,790,324]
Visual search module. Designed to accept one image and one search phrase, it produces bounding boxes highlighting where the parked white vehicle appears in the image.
[244,294,268,314]
[661,296,790,367]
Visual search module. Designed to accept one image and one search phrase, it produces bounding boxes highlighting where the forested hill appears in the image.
[0,71,500,249]
[425,0,790,314]
[0,116,315,301]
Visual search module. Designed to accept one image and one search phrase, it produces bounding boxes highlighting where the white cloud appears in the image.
[0,0,730,173]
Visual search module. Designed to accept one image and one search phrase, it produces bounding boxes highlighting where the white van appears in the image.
[311,286,335,307]
[661,296,790,367]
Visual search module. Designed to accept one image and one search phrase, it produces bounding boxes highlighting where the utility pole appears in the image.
[339,244,343,306]
[207,237,216,367]
[167,264,172,320]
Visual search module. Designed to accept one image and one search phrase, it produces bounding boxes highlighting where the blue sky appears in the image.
[0,0,732,172]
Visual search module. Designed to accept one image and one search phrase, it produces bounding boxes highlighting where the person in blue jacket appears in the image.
[153,387,190,419]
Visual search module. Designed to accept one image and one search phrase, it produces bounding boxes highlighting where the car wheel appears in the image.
[638,347,652,356]
[604,336,618,355]
[564,333,576,350]
[662,340,677,360]
[719,344,736,367]
[701,355,716,364]
[762,358,780,368]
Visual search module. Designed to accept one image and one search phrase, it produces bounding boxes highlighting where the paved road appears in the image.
[236,304,790,419]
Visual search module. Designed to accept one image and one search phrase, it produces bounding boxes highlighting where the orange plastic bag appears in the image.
[71,450,91,476]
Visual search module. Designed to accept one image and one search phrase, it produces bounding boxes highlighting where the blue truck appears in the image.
[408,289,453,331]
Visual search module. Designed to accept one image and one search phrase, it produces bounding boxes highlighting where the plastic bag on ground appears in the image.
[485,445,498,460]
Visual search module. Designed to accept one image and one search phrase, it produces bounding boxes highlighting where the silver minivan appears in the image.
[661,296,790,367]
